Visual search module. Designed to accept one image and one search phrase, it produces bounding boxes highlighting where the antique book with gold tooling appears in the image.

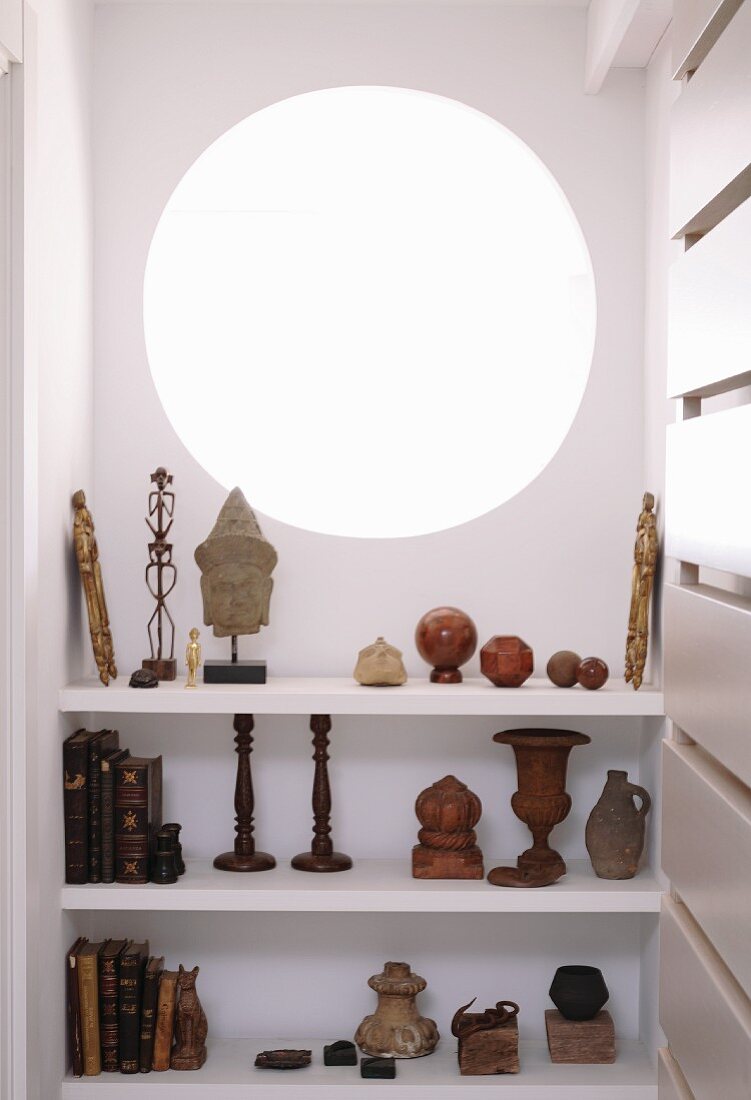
[87,729,119,882]
[101,748,129,884]
[118,941,149,1073]
[98,939,128,1072]
[152,970,179,1071]
[77,941,105,1076]
[66,936,87,1078]
[114,755,162,885]
[139,956,165,1072]
[63,729,97,884]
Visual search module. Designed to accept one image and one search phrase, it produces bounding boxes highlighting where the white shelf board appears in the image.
[61,1037,657,1097]
[59,676,664,717]
[61,858,663,913]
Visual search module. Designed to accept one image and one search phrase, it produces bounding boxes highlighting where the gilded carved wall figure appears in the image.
[72,490,117,685]
[625,492,658,691]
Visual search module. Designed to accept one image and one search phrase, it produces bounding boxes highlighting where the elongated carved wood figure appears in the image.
[72,490,117,685]
[143,467,177,681]
[625,492,657,691]
[170,965,208,1070]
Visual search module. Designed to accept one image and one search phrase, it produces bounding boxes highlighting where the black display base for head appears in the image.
[203,660,267,684]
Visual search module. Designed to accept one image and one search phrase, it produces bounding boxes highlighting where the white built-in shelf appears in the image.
[61,1037,657,1097]
[59,676,664,717]
[61,858,663,914]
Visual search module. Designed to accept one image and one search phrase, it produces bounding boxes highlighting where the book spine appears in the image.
[66,943,84,1078]
[118,956,143,1073]
[63,738,89,885]
[77,954,101,1076]
[152,974,177,1071]
[99,953,120,1071]
[100,761,116,884]
[138,965,162,1072]
[87,739,104,882]
[115,762,151,885]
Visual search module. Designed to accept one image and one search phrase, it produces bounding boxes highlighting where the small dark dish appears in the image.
[254,1049,312,1070]
[549,965,609,1021]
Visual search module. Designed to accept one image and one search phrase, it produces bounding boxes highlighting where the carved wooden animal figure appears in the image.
[170,965,208,1070]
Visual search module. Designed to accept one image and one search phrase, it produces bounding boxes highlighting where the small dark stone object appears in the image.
[546,650,582,688]
[163,822,186,875]
[151,830,178,884]
[361,1056,396,1079]
[577,657,609,690]
[324,1041,357,1066]
[129,668,159,688]
[254,1049,312,1070]
[549,965,609,1021]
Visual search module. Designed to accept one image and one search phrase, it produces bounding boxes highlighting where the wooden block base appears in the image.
[545,1009,615,1064]
[213,850,276,873]
[458,1016,519,1075]
[142,657,177,682]
[412,845,484,880]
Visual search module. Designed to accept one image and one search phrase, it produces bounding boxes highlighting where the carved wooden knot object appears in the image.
[413,776,484,879]
[451,997,521,1076]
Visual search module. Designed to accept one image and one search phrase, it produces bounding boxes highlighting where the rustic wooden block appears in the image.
[458,1016,519,1075]
[545,1009,615,1064]
[412,844,484,879]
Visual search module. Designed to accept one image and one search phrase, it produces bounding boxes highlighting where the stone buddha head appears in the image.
[194,488,277,638]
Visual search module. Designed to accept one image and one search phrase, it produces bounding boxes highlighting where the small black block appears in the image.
[203,660,267,684]
[324,1041,357,1067]
[361,1056,396,1079]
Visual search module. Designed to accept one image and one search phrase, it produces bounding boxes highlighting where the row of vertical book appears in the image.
[63,728,162,884]
[68,937,182,1076]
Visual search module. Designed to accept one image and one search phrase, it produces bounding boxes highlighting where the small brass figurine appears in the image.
[625,492,658,691]
[170,965,208,1070]
[354,637,407,686]
[185,628,201,688]
[143,467,177,681]
[72,490,117,685]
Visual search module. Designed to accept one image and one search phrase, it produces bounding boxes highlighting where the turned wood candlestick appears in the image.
[292,714,352,872]
[214,713,276,872]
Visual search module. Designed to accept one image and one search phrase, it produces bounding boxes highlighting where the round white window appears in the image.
[144,86,596,538]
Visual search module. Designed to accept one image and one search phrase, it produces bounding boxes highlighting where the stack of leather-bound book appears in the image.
[63,728,162,885]
[67,937,183,1075]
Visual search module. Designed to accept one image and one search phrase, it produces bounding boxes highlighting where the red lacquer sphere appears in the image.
[415,607,478,684]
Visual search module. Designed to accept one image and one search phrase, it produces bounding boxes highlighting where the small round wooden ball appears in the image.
[577,657,609,690]
[546,650,582,688]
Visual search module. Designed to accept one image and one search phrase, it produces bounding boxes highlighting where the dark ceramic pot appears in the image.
[549,965,609,1021]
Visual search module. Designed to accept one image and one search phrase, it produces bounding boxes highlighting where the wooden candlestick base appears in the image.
[412,845,483,880]
[214,714,276,874]
[544,1009,615,1064]
[291,851,352,872]
[292,715,352,873]
[458,1017,519,1075]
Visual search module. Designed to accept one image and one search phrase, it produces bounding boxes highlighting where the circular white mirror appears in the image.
[144,86,596,538]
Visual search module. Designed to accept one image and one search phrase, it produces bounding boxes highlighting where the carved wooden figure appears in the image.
[451,998,520,1075]
[143,467,177,681]
[412,776,483,879]
[214,714,275,872]
[72,490,117,685]
[625,491,658,691]
[292,715,352,872]
[170,965,208,1070]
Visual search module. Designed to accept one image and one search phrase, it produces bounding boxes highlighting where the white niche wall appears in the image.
[84,0,658,1065]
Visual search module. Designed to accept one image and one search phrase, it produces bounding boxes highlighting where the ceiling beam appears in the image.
[586,0,672,93]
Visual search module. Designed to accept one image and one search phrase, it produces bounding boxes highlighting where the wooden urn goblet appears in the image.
[488,729,590,886]
[415,607,477,684]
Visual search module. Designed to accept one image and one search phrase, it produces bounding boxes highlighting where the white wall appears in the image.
[93,1,647,682]
[22,0,95,1096]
